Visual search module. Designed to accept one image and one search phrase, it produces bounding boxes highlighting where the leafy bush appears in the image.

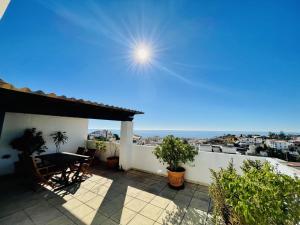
[209,160,300,225]
[153,135,198,171]
[10,128,47,156]
[95,141,106,152]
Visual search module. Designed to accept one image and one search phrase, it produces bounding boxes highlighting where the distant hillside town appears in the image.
[88,130,300,162]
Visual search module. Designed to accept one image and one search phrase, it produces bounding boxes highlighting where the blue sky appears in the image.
[0,0,300,132]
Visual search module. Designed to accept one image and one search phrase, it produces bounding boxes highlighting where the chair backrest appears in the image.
[25,157,43,178]
[76,147,86,155]
[85,149,96,157]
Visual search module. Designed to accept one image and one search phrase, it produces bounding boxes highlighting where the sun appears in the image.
[133,43,152,64]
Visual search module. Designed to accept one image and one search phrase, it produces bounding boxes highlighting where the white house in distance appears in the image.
[238,136,263,146]
[265,139,292,151]
[0,79,143,175]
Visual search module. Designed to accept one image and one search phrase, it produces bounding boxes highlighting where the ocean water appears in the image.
[88,129,271,139]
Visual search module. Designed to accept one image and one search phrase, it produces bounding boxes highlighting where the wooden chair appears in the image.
[79,157,94,176]
[71,148,96,177]
[76,147,86,155]
[29,157,59,189]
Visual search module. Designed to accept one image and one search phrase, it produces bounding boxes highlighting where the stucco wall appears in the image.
[86,140,120,161]
[0,112,88,175]
[98,142,266,185]
[131,145,267,185]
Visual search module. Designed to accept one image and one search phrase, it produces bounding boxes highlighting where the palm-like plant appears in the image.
[50,131,68,153]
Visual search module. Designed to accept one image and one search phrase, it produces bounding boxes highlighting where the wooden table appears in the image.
[37,152,90,187]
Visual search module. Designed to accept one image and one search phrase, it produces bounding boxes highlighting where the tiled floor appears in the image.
[0,167,212,225]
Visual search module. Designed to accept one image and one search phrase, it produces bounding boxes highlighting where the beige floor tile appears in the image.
[45,215,75,225]
[68,204,94,219]
[59,198,83,211]
[181,207,207,225]
[59,193,74,201]
[125,198,147,212]
[0,202,26,218]
[156,210,184,225]
[25,202,63,225]
[189,198,209,211]
[0,211,34,225]
[122,195,134,204]
[76,191,97,203]
[48,196,68,206]
[193,191,210,201]
[72,187,89,197]
[98,200,124,217]
[127,214,155,225]
[111,207,137,224]
[173,194,192,207]
[136,191,155,203]
[126,187,141,197]
[159,189,177,200]
[81,181,96,190]
[156,202,187,225]
[150,196,171,209]
[140,204,163,221]
[85,196,104,209]
[97,186,110,196]
[101,218,118,225]
[80,211,109,225]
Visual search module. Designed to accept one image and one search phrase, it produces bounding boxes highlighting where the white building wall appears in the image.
[0,112,88,175]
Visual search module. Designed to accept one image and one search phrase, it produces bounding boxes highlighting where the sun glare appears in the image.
[133,43,152,64]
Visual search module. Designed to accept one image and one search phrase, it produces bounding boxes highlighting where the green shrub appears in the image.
[153,135,198,171]
[209,160,300,225]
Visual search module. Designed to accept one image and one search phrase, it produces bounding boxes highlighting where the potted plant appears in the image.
[106,142,119,169]
[10,128,47,174]
[50,131,68,153]
[93,140,106,165]
[153,135,198,188]
[11,128,47,157]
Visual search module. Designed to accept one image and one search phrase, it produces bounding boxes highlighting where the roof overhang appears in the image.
[0,85,143,121]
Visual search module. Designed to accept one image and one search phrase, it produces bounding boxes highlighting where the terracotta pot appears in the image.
[167,167,185,188]
[106,156,119,169]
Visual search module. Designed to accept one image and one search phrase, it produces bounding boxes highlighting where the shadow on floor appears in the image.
[0,164,212,225]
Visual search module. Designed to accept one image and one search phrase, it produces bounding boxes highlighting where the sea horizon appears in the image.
[88,129,300,139]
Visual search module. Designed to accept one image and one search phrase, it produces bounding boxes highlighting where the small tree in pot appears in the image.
[153,135,198,188]
[10,128,47,174]
[50,131,68,153]
[10,128,47,157]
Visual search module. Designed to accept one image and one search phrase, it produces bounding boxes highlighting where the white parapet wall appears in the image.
[0,112,88,175]
[131,145,267,185]
[84,141,299,185]
[86,140,120,161]
[97,141,266,185]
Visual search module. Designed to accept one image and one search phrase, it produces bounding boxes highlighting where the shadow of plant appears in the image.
[161,204,209,225]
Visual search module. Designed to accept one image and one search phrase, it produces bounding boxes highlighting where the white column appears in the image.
[119,121,133,170]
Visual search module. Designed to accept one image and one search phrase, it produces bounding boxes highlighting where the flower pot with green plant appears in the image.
[93,140,107,165]
[153,135,198,188]
[10,128,47,174]
[50,131,68,153]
